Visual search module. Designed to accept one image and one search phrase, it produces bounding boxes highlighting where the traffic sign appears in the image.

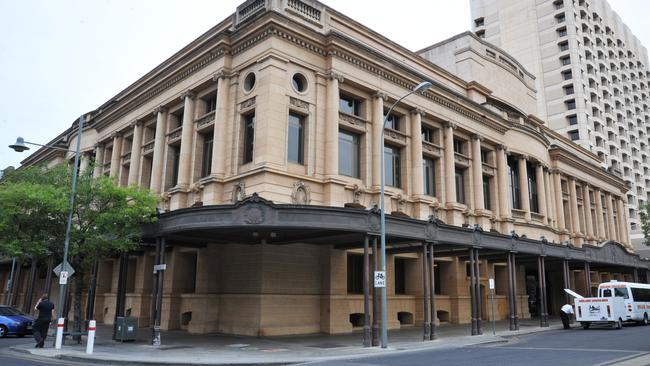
[53,261,75,278]
[59,271,69,285]
[374,271,386,288]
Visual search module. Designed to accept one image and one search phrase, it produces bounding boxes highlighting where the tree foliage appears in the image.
[640,202,650,247]
[0,164,158,264]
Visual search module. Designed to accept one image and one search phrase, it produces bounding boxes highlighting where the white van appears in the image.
[569,281,650,329]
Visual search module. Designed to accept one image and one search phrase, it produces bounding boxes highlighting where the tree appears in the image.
[640,202,650,247]
[0,164,158,338]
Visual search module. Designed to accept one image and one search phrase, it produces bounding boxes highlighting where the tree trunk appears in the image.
[73,271,85,344]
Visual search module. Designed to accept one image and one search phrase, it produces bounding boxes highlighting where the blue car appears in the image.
[0,306,34,338]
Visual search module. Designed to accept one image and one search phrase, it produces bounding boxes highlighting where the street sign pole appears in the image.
[489,278,496,336]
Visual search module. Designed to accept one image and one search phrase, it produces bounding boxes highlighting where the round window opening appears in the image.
[292,73,308,93]
[243,72,256,92]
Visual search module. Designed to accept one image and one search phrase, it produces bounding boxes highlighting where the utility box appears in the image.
[115,317,137,342]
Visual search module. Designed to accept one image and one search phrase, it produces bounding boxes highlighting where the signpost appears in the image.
[489,278,496,335]
[59,271,69,285]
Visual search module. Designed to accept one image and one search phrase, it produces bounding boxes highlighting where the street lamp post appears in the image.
[379,81,431,348]
[9,115,85,330]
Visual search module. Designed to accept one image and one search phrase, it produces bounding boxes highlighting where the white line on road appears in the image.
[495,346,643,353]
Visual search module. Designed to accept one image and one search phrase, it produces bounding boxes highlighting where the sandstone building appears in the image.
[470,0,650,255]
[2,0,649,341]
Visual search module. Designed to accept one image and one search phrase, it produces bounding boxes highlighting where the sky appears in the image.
[0,0,648,170]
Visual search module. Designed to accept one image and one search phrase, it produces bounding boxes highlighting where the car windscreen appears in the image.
[0,307,27,316]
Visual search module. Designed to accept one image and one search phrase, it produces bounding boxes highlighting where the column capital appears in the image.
[130,119,143,128]
[180,89,197,101]
[535,162,547,169]
[471,133,483,141]
[110,131,122,139]
[152,105,168,115]
[569,176,577,182]
[445,122,457,130]
[518,154,529,161]
[373,91,387,101]
[94,143,104,149]
[496,144,508,152]
[410,107,426,117]
[327,71,344,83]
[212,70,231,81]
[548,168,560,174]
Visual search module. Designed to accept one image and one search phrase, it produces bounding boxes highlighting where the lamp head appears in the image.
[414,81,432,93]
[9,137,30,152]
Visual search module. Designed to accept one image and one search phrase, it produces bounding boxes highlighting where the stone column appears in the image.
[594,189,605,240]
[553,171,566,231]
[93,144,104,178]
[569,178,581,236]
[150,106,168,194]
[606,193,617,241]
[371,92,386,187]
[211,72,230,178]
[109,133,123,179]
[128,120,143,186]
[518,156,531,221]
[496,145,511,220]
[324,72,343,177]
[410,109,424,197]
[535,163,548,225]
[79,153,90,175]
[544,169,555,227]
[444,123,457,204]
[471,134,484,212]
[616,198,628,245]
[177,90,197,189]
[583,184,594,239]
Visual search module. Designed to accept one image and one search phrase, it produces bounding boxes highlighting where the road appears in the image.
[0,335,84,366]
[303,324,650,366]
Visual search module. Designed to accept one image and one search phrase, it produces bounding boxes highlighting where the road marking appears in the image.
[495,346,641,353]
[593,352,650,366]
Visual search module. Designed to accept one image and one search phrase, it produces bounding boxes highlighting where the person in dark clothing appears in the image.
[560,303,574,329]
[33,294,55,348]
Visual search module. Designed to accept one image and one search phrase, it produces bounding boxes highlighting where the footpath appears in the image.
[11,318,567,365]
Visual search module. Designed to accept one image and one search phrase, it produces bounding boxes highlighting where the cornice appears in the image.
[548,146,628,192]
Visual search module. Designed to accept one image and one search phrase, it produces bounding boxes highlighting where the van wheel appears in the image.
[616,319,623,329]
[643,313,649,326]
[581,322,590,329]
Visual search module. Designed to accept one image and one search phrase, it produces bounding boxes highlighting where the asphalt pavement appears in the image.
[0,335,83,365]
[301,324,650,366]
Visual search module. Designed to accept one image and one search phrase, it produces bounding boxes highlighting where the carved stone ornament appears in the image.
[291,181,311,205]
[180,89,196,101]
[152,105,168,116]
[240,97,256,110]
[395,194,407,212]
[367,212,381,232]
[244,205,265,224]
[411,108,426,117]
[212,70,231,81]
[352,184,364,204]
[289,97,309,110]
[425,220,438,240]
[373,91,387,101]
[328,71,344,83]
[232,181,246,203]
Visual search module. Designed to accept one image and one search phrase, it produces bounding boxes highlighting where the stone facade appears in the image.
[3,0,640,337]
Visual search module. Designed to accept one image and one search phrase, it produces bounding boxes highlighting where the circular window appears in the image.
[291,73,308,93]
[243,72,256,93]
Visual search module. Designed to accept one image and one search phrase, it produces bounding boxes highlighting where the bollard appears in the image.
[55,318,64,349]
[86,320,96,354]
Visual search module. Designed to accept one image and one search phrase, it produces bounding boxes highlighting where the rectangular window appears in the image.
[201,135,213,178]
[243,113,255,164]
[556,13,566,23]
[562,70,573,80]
[287,113,305,164]
[474,17,485,27]
[339,94,361,116]
[453,138,465,155]
[564,85,575,95]
[560,56,571,65]
[339,130,360,178]
[568,130,580,140]
[423,157,436,196]
[384,111,400,130]
[384,145,401,188]
[565,99,576,110]
[205,95,217,113]
[422,126,434,143]
[508,157,521,209]
[559,41,569,51]
[528,166,539,212]
[455,169,466,204]
[347,254,363,294]
[557,27,567,37]
[483,175,491,210]
[171,146,180,187]
[567,115,578,125]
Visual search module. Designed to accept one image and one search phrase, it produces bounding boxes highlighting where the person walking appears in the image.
[33,294,55,348]
[560,303,574,329]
